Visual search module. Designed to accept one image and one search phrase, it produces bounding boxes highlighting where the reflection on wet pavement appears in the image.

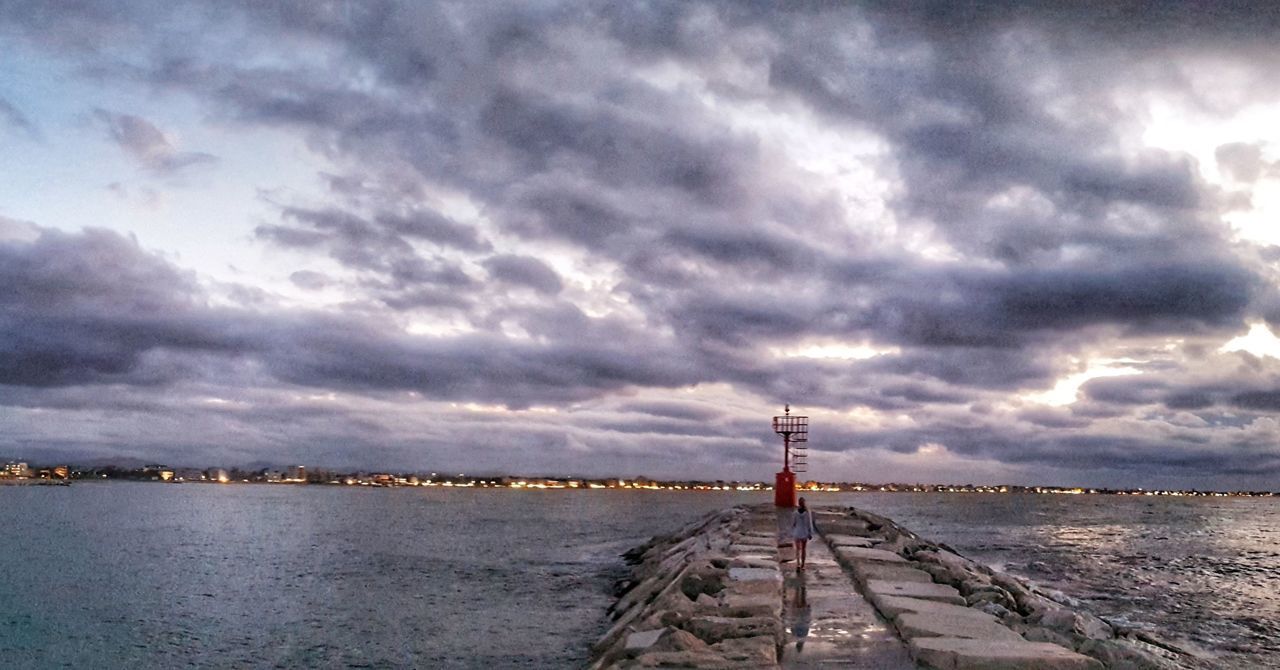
[779,534,916,669]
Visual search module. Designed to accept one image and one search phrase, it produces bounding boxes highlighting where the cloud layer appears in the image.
[4,1,1280,487]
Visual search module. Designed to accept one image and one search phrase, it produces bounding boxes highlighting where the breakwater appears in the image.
[591,503,1206,669]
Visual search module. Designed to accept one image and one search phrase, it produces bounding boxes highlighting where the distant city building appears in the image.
[3,462,30,478]
[285,465,306,482]
[52,465,69,479]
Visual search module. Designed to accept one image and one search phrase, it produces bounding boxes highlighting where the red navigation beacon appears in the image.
[771,404,808,508]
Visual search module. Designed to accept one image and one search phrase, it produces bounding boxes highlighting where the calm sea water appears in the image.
[1,485,1276,668]
[0,483,762,668]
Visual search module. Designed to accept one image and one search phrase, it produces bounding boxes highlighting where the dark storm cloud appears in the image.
[618,400,723,422]
[0,225,709,409]
[0,227,242,386]
[256,205,482,308]
[481,254,563,295]
[375,212,493,253]
[4,0,1280,485]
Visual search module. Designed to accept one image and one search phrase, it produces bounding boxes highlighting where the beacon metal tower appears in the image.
[771,404,808,507]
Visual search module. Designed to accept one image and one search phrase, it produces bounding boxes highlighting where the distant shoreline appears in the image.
[17,477,1277,497]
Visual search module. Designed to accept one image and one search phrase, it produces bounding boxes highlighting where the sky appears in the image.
[4,2,1280,489]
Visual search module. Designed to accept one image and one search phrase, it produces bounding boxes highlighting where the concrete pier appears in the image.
[589,504,1203,669]
[779,532,914,668]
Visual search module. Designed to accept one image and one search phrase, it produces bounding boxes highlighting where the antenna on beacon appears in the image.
[771,403,808,508]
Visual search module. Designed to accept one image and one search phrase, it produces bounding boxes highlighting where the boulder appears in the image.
[685,615,779,644]
[649,628,707,653]
[1024,626,1078,650]
[710,635,778,665]
[972,601,1013,620]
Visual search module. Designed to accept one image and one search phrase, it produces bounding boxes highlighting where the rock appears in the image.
[865,579,967,607]
[1076,638,1181,670]
[680,566,726,599]
[650,628,708,653]
[694,593,720,612]
[1024,626,1077,649]
[625,649,728,669]
[710,635,777,665]
[685,616,779,644]
[910,637,1105,670]
[624,628,667,657]
[1036,607,1079,633]
[991,572,1030,595]
[966,590,1016,610]
[958,578,994,596]
[917,563,957,584]
[972,601,1012,619]
[1075,612,1114,641]
[895,611,1026,642]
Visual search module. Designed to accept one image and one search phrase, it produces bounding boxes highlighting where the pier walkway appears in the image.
[592,505,1149,669]
[778,530,916,668]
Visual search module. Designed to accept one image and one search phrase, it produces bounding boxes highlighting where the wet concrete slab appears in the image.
[909,638,1104,670]
[778,536,916,669]
[865,580,966,606]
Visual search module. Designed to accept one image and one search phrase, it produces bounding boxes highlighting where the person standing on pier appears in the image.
[791,497,816,571]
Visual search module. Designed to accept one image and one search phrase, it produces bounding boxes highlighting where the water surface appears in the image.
[3,485,1277,669]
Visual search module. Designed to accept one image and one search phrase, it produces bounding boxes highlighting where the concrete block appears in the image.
[866,580,965,606]
[851,563,934,587]
[895,612,1025,642]
[826,534,875,548]
[719,593,782,618]
[909,637,1105,670]
[833,546,907,565]
[728,567,779,583]
[873,595,998,621]
[727,556,775,569]
[727,543,776,557]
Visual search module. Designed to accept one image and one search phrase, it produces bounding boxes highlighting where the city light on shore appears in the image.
[3,461,1273,497]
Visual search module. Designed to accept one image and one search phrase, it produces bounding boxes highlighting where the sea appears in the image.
[0,484,1276,669]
